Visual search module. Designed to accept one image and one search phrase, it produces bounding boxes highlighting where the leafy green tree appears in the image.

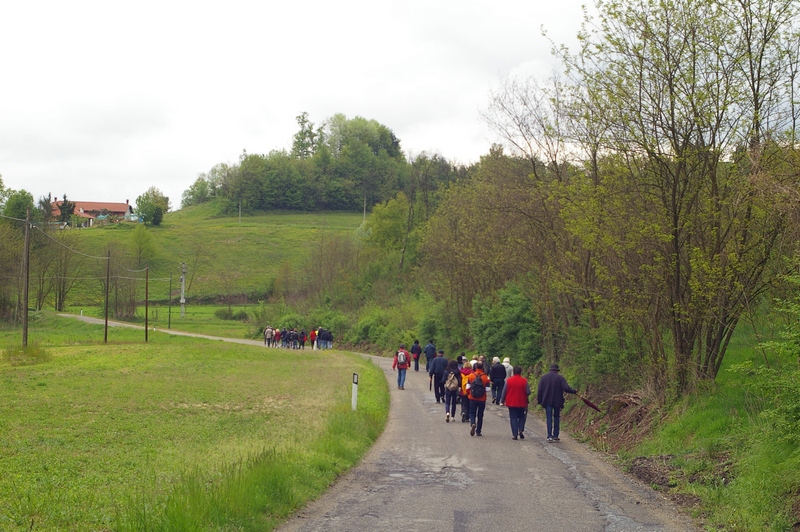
[130,224,156,268]
[471,283,543,367]
[2,189,34,222]
[365,193,409,252]
[291,111,317,159]
[135,187,170,226]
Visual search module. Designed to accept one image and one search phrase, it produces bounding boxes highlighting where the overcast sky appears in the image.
[1,0,590,211]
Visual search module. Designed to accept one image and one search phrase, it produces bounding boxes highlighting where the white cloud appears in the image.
[0,0,589,210]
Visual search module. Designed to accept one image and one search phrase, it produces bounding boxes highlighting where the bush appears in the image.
[470,283,543,367]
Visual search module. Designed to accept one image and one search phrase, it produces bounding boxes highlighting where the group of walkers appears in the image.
[263,326,334,350]
[392,340,578,442]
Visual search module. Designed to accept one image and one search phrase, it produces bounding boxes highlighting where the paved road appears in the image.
[278,359,698,532]
[61,315,697,531]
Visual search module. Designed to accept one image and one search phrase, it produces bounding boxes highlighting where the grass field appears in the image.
[0,314,389,532]
[64,203,364,302]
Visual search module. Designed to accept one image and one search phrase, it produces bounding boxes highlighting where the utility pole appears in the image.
[144,264,149,342]
[22,207,31,347]
[104,251,110,343]
[168,273,172,329]
[180,262,186,318]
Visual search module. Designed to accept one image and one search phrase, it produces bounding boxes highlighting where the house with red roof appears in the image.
[50,197,137,226]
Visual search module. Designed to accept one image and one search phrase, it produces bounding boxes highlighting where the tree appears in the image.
[129,224,155,269]
[291,111,317,159]
[135,187,170,226]
[57,194,75,223]
[37,193,54,222]
[2,189,34,222]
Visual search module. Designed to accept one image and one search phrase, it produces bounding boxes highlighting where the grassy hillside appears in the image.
[69,202,364,302]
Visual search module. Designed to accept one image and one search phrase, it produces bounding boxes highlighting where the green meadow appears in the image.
[68,204,364,302]
[0,314,389,532]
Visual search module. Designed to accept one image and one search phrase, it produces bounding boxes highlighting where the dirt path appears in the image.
[61,314,697,531]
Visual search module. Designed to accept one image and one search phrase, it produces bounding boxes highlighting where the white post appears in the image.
[351,373,359,411]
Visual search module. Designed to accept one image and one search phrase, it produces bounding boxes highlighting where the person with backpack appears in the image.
[423,340,437,372]
[500,366,531,440]
[392,344,412,390]
[442,359,462,423]
[466,362,491,436]
[458,358,473,422]
[490,357,508,404]
[429,350,448,404]
[410,340,423,372]
[537,363,578,442]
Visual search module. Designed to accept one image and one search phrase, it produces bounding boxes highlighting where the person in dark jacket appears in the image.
[537,363,577,442]
[423,340,437,372]
[429,350,448,403]
[410,339,423,372]
[489,357,507,404]
[441,359,461,423]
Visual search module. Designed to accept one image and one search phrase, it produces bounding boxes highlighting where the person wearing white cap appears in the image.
[502,357,513,380]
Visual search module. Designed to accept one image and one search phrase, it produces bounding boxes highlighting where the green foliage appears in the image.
[214,308,249,321]
[135,186,170,226]
[365,192,409,252]
[470,283,542,367]
[2,189,34,221]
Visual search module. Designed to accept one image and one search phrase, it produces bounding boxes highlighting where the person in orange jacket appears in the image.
[392,343,412,390]
[458,355,473,423]
[466,362,491,436]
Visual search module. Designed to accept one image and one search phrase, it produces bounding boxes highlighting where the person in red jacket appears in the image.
[392,344,412,390]
[500,366,531,440]
[309,328,317,350]
[467,362,491,436]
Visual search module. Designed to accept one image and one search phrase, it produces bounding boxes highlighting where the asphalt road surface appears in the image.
[61,315,697,531]
[278,357,698,532]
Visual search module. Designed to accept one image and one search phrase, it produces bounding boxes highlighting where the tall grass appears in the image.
[0,315,388,532]
[628,319,800,530]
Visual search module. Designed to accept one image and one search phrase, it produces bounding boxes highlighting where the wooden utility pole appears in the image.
[22,207,31,347]
[104,251,110,343]
[145,265,149,342]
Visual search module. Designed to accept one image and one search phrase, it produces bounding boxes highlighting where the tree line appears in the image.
[181,113,466,215]
[417,0,800,398]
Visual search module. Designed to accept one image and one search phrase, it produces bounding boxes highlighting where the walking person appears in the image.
[429,350,448,404]
[309,327,317,350]
[467,362,490,436]
[502,357,513,380]
[500,366,530,440]
[423,340,437,373]
[490,357,507,404]
[410,339,422,372]
[442,359,461,423]
[537,363,578,442]
[392,344,412,390]
[264,326,272,347]
[459,359,473,422]
[299,330,306,349]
